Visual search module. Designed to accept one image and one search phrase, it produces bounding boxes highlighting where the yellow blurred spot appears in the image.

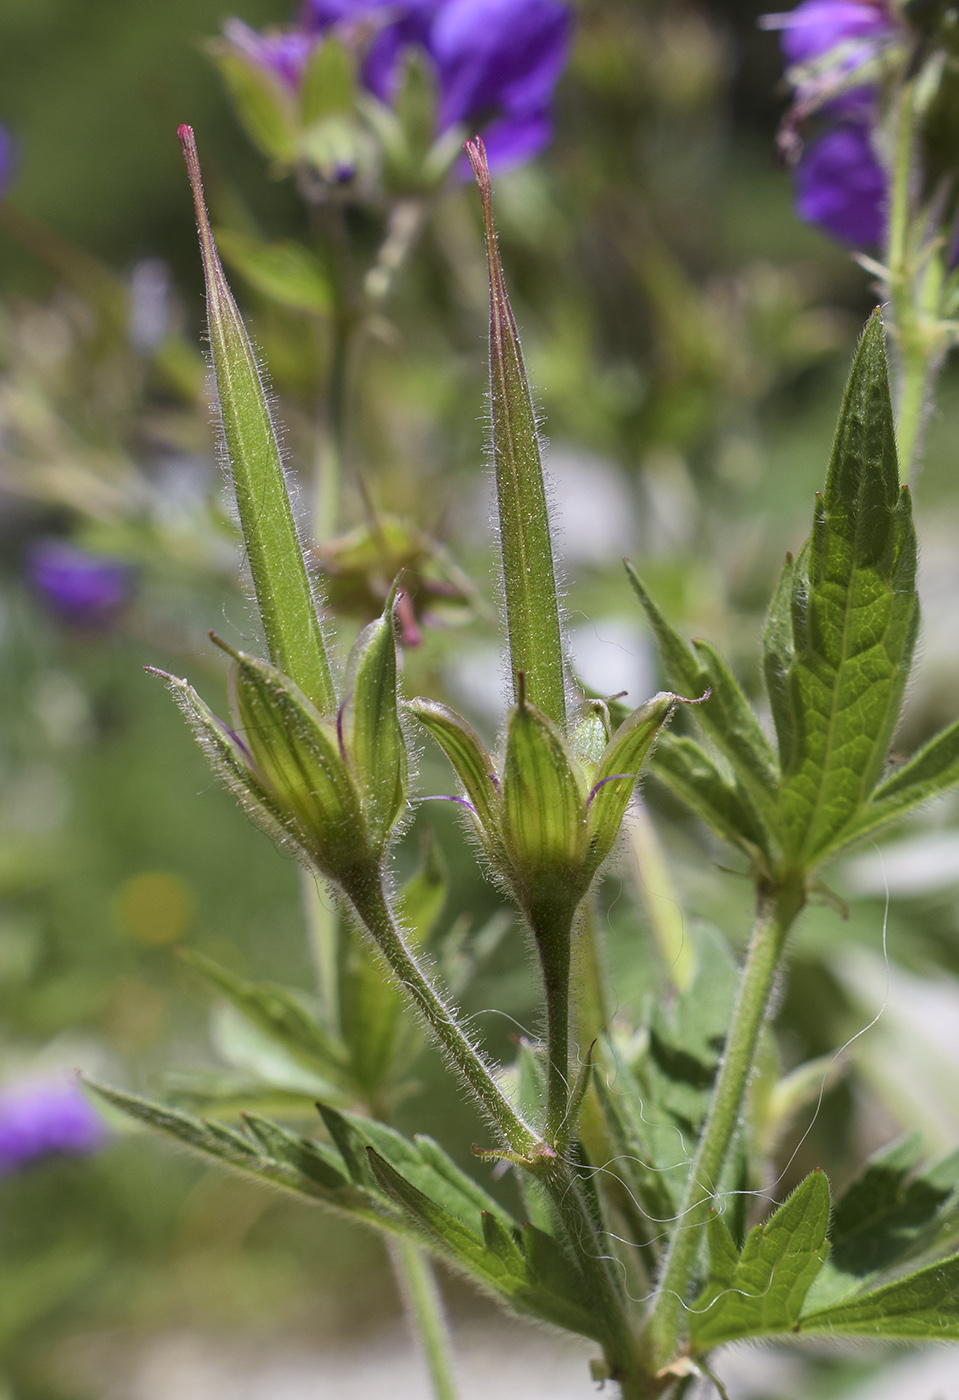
[112,871,194,945]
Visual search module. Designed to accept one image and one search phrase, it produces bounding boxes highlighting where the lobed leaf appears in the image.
[83,1079,398,1230]
[689,1170,831,1350]
[799,1252,959,1338]
[624,564,779,833]
[180,949,349,1083]
[368,1150,605,1340]
[773,313,919,865]
[805,1134,959,1310]
[836,715,959,851]
[650,733,771,860]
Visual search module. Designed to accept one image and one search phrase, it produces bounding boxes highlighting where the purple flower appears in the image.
[222,19,322,90]
[795,120,886,245]
[228,0,572,171]
[0,124,17,199]
[764,0,892,69]
[762,1,899,247]
[27,539,133,627]
[0,1076,107,1173]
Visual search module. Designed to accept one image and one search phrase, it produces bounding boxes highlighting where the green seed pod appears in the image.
[212,640,370,879]
[341,596,407,846]
[500,683,590,931]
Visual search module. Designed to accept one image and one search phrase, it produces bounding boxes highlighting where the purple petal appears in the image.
[762,1,894,67]
[0,1077,107,1173]
[27,539,133,626]
[470,107,554,170]
[222,18,320,89]
[429,0,571,132]
[794,118,886,246]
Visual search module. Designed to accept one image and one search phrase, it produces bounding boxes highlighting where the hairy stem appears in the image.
[341,868,541,1156]
[643,877,805,1371]
[389,1237,459,1400]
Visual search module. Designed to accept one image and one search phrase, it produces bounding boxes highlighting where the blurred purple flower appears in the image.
[0,1076,106,1173]
[227,0,572,170]
[794,120,886,245]
[762,1,899,247]
[0,124,17,199]
[765,0,892,69]
[222,19,321,90]
[27,540,133,627]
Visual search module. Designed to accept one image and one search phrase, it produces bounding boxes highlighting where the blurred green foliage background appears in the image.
[3,2,959,1398]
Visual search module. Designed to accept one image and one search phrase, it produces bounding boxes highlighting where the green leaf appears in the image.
[180,948,349,1083]
[466,139,566,729]
[408,697,499,840]
[689,1170,831,1351]
[584,691,678,879]
[804,1134,959,1310]
[841,715,959,845]
[624,562,708,701]
[84,1079,399,1229]
[214,228,332,315]
[212,53,297,162]
[179,128,335,713]
[625,563,779,829]
[762,547,802,775]
[633,926,740,1209]
[799,1251,959,1338]
[774,313,919,864]
[689,639,779,823]
[367,1149,605,1340]
[651,734,771,859]
[316,1103,515,1235]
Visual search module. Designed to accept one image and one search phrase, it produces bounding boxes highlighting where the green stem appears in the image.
[540,931,572,1143]
[341,869,541,1157]
[643,877,805,1372]
[539,1159,643,1389]
[884,77,940,479]
[389,1238,459,1400]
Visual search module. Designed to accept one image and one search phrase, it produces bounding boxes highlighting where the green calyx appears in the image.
[410,681,678,932]
[151,595,407,884]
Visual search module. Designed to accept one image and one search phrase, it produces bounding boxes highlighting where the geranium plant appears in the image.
[80,3,959,1396]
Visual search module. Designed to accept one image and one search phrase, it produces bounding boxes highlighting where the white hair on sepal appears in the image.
[201,316,343,700]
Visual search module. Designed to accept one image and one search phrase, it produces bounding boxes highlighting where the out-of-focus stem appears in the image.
[885,78,942,479]
[575,894,611,1049]
[627,802,694,992]
[389,1238,459,1400]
